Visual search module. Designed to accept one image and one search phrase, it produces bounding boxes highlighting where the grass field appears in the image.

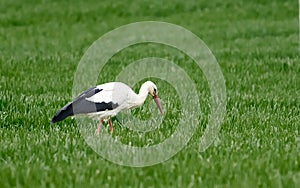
[0,0,299,187]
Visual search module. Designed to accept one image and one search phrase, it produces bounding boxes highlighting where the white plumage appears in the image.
[51,81,163,134]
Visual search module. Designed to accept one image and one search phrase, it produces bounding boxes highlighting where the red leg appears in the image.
[108,119,113,134]
[95,119,103,136]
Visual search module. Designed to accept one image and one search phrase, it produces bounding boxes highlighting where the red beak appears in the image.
[153,95,163,114]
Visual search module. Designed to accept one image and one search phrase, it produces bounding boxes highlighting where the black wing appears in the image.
[51,87,118,123]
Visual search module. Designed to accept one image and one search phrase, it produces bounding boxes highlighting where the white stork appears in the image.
[51,81,163,134]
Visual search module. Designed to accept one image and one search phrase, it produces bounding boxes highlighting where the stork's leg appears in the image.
[95,119,103,136]
[108,119,113,134]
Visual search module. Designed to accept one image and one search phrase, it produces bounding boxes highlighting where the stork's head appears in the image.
[144,81,163,114]
[146,82,158,97]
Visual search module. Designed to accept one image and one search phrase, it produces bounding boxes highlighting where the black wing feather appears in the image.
[51,87,118,123]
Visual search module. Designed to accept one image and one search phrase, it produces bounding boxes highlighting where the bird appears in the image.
[51,81,163,135]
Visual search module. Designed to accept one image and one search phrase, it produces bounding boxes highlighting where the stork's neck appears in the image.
[135,84,149,105]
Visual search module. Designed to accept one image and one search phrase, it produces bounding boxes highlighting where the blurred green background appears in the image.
[0,0,299,187]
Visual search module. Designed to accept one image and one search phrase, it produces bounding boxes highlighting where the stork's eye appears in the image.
[154,88,157,94]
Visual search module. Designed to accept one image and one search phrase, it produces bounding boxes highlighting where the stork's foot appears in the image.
[108,119,113,134]
[95,119,103,136]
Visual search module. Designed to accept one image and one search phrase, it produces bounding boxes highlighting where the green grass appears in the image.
[0,0,299,187]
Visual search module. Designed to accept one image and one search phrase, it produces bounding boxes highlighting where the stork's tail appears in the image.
[51,102,74,123]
